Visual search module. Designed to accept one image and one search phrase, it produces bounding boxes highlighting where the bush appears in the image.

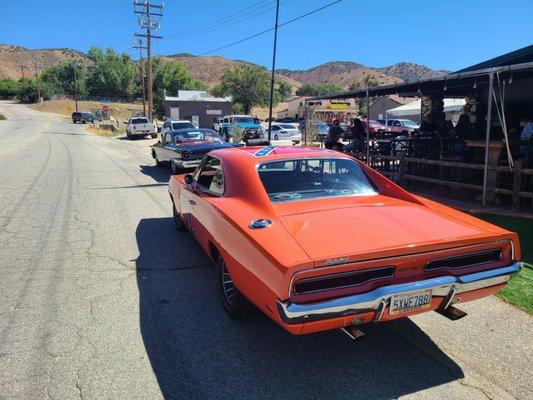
[0,79,21,98]
[18,79,54,103]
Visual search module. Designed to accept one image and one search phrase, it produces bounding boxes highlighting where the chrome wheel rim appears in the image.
[221,261,235,304]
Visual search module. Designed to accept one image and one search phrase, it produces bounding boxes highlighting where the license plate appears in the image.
[389,290,432,315]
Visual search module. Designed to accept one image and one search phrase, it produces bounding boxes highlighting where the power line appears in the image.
[198,0,342,56]
[167,0,294,41]
[165,0,272,38]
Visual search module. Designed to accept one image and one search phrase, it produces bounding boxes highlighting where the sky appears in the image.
[1,0,532,72]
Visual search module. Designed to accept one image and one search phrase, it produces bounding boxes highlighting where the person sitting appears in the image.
[325,119,344,150]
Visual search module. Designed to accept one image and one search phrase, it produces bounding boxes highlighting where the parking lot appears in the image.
[0,101,531,400]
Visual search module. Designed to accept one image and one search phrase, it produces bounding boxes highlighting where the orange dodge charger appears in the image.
[168,146,522,337]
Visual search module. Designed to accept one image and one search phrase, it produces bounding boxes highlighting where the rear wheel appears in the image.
[153,151,161,166]
[274,134,279,140]
[151,133,158,139]
[218,256,254,319]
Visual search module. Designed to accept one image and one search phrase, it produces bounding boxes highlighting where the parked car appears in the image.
[383,119,420,135]
[152,128,233,174]
[218,115,264,142]
[72,112,94,124]
[168,146,521,337]
[161,119,196,140]
[312,122,331,142]
[125,117,157,139]
[362,119,387,134]
[276,117,296,123]
[270,123,302,143]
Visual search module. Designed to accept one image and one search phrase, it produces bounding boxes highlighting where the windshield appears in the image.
[400,120,418,127]
[175,130,223,143]
[258,158,377,202]
[234,116,254,124]
[370,121,384,127]
[131,118,149,124]
[172,122,195,130]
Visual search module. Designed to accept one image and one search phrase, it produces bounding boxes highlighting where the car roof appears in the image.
[170,128,216,135]
[210,146,351,165]
[170,120,193,123]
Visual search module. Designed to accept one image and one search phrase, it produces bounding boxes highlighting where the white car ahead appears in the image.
[270,123,302,143]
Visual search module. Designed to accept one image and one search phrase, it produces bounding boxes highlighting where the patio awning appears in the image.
[387,98,466,117]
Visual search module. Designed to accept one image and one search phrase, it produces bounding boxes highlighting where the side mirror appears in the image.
[184,174,193,185]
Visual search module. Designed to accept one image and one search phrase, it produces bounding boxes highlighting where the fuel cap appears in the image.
[249,219,272,229]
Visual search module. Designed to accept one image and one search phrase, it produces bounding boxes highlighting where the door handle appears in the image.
[189,200,197,206]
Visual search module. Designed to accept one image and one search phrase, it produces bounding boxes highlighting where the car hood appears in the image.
[278,197,494,264]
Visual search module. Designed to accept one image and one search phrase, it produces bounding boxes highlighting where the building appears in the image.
[277,96,358,122]
[386,98,466,124]
[163,90,233,128]
[368,95,411,120]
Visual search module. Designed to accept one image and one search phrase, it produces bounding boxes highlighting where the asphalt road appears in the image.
[0,101,531,400]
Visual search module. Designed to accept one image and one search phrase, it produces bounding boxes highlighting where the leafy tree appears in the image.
[276,80,292,100]
[295,83,342,97]
[363,75,379,87]
[212,65,272,114]
[348,81,361,92]
[85,47,137,99]
[18,79,54,103]
[0,79,21,98]
[152,59,207,114]
[40,62,86,95]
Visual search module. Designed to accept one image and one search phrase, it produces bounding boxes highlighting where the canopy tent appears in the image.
[386,98,466,117]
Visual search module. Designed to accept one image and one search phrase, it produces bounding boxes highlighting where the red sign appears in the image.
[101,105,110,112]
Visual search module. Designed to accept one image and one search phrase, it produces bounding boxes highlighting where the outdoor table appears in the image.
[465,140,505,201]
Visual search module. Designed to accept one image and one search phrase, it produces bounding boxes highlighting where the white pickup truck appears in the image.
[125,117,158,139]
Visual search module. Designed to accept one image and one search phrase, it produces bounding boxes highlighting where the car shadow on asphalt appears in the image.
[135,218,464,400]
[139,164,171,183]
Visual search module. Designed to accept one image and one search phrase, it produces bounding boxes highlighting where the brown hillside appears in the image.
[0,45,87,80]
[159,54,302,89]
[277,61,402,88]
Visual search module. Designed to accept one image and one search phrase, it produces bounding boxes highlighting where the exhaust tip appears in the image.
[340,325,366,341]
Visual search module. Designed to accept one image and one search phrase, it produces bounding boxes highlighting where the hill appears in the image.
[376,62,449,82]
[0,44,448,92]
[277,61,402,88]
[0,45,87,80]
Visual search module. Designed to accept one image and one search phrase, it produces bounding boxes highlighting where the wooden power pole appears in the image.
[33,62,41,103]
[134,1,163,122]
[73,64,79,112]
[132,38,147,117]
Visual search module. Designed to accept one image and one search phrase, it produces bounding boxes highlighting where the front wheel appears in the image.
[218,256,254,319]
[274,134,279,140]
[172,203,187,232]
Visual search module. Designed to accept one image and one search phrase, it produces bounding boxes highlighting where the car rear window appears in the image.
[279,124,295,129]
[131,118,149,124]
[257,158,377,202]
[172,122,195,130]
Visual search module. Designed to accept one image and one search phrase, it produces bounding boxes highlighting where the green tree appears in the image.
[295,83,343,97]
[18,79,54,103]
[348,81,361,92]
[40,62,87,95]
[86,47,137,99]
[276,80,293,100]
[152,59,207,114]
[363,75,379,87]
[212,65,272,114]
[0,79,21,98]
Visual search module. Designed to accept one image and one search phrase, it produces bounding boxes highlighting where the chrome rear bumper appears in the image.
[277,263,521,324]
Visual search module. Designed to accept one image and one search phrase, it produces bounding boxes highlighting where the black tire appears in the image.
[218,256,254,319]
[170,160,181,175]
[274,134,279,140]
[151,133,158,139]
[153,151,161,166]
[82,120,87,124]
[172,203,187,232]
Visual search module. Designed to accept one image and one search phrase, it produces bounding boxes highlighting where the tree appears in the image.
[85,47,137,99]
[363,75,379,87]
[212,65,272,114]
[276,80,292,100]
[348,81,361,92]
[18,79,54,103]
[0,79,21,98]
[152,59,207,114]
[40,62,87,96]
[295,83,343,97]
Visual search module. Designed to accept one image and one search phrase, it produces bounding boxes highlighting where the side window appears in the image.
[165,133,173,144]
[394,121,401,126]
[195,156,224,195]
[387,120,393,126]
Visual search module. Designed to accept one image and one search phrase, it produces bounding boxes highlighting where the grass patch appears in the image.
[0,114,6,120]
[474,213,533,313]
[86,125,124,137]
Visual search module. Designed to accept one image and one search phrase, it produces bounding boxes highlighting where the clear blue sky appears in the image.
[1,0,532,71]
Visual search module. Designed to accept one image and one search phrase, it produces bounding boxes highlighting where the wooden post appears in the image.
[398,152,406,185]
[512,159,522,211]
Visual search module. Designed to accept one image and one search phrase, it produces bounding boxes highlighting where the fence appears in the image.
[350,152,533,211]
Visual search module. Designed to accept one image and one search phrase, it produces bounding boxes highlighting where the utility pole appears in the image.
[18,65,26,80]
[132,38,147,117]
[134,1,163,122]
[267,0,280,143]
[33,62,41,103]
[73,64,79,112]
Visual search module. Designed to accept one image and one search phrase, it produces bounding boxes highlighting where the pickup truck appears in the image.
[125,117,158,139]
[217,115,264,142]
